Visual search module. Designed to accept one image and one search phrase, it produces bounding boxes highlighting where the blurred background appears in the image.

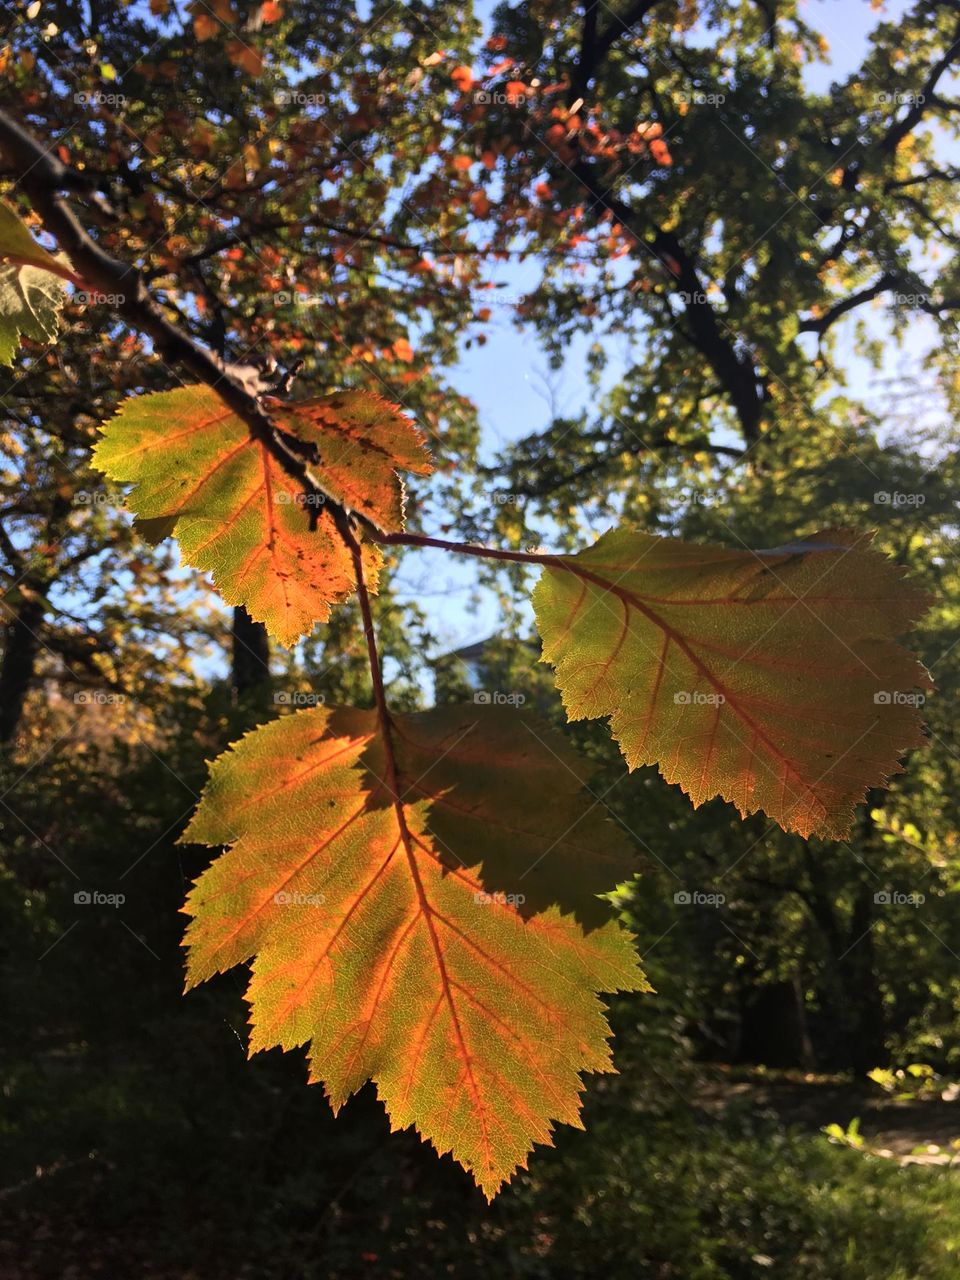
[2,0,960,1275]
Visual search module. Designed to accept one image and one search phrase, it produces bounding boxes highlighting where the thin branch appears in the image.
[0,108,341,523]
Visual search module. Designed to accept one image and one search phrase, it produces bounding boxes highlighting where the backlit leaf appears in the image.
[181,703,647,1198]
[272,389,433,531]
[533,528,930,839]
[93,385,431,645]
[0,200,72,365]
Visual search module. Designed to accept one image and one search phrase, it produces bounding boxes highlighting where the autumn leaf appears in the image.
[193,12,220,40]
[93,385,431,646]
[227,38,264,77]
[0,200,75,365]
[533,528,930,839]
[181,703,646,1198]
[274,390,432,529]
[451,65,474,93]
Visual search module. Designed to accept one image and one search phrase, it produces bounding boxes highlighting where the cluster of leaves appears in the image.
[0,0,953,1199]
[0,189,932,1193]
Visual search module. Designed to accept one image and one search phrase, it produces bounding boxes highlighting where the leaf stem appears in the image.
[340,517,394,745]
[372,528,567,569]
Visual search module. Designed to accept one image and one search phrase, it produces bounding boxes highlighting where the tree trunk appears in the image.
[0,591,45,745]
[231,606,271,698]
[839,882,887,1075]
[738,972,815,1070]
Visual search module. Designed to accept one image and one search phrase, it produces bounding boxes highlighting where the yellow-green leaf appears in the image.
[93,385,431,645]
[0,200,73,365]
[533,527,930,839]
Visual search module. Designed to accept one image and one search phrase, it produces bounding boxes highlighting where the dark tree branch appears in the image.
[0,109,341,524]
[798,273,898,335]
[878,20,960,156]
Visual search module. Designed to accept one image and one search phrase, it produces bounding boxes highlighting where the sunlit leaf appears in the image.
[93,385,431,645]
[0,200,73,365]
[181,703,647,1198]
[533,528,930,839]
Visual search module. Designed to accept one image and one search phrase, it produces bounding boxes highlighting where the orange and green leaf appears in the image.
[180,703,646,1198]
[92,385,432,646]
[533,528,930,840]
[272,389,432,531]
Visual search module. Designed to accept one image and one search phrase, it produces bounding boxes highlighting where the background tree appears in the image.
[1,1,959,1276]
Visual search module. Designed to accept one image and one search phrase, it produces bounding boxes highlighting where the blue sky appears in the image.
[391,0,956,661]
